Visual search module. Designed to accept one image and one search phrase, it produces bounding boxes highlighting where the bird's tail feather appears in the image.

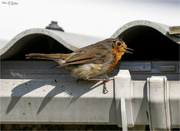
[26,53,69,60]
[26,53,69,66]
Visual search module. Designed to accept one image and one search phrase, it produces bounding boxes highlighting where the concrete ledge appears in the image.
[0,76,179,128]
[0,79,115,124]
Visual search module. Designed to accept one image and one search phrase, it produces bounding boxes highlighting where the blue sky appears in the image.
[0,0,179,47]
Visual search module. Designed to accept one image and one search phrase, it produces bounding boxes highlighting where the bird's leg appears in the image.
[87,78,114,93]
[76,79,80,83]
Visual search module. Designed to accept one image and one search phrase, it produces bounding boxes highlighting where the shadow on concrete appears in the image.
[6,79,105,115]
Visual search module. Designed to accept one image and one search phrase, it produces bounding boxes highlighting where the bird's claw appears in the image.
[103,86,109,94]
[87,77,114,94]
[102,78,114,94]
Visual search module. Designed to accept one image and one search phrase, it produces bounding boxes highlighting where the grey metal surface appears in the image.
[1,61,179,80]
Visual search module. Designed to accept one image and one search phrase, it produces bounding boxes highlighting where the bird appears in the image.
[26,37,133,93]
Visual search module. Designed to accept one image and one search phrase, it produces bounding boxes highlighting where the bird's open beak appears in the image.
[124,47,134,54]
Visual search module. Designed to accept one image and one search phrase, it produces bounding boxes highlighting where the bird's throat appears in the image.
[106,48,123,74]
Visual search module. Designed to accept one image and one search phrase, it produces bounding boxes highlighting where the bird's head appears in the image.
[111,37,133,55]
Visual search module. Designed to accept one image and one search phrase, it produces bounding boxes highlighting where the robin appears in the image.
[26,37,133,93]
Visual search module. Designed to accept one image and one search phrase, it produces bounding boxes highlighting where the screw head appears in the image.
[46,21,64,32]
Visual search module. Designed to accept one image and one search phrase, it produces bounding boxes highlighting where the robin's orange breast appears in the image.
[105,44,125,74]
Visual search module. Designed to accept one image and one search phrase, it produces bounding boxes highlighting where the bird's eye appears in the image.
[117,42,121,46]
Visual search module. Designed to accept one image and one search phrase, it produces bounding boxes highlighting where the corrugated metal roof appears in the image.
[112,20,180,44]
[0,20,179,60]
[0,28,103,60]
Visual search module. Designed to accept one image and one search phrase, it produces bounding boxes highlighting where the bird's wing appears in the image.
[59,43,113,67]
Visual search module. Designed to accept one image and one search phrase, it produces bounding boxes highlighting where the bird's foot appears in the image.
[87,78,114,93]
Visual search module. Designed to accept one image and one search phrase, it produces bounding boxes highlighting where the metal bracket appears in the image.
[147,76,171,130]
[114,70,134,130]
